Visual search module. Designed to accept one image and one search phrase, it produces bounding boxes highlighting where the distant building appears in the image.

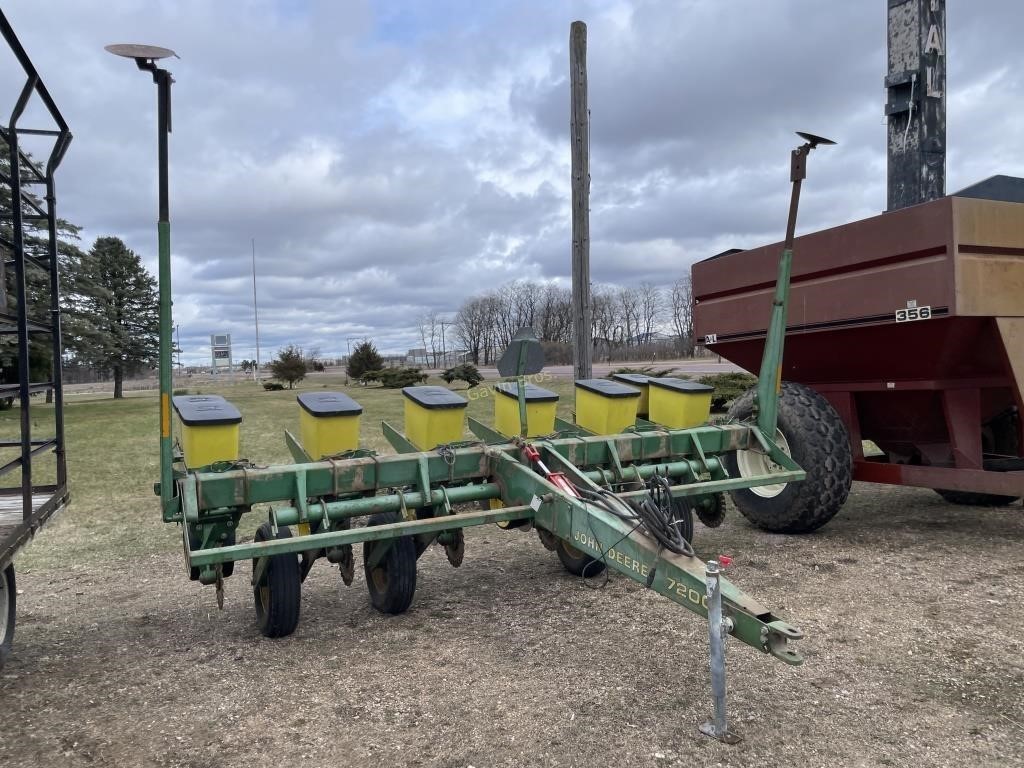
[406,348,429,366]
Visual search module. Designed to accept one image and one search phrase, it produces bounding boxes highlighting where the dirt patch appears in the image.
[2,483,1023,767]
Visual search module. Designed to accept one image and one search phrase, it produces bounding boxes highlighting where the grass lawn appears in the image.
[1,374,581,571]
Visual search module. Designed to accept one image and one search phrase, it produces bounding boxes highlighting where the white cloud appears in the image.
[4,0,1023,364]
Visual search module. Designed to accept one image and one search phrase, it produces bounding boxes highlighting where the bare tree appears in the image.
[452,277,682,365]
[536,283,572,343]
[479,293,502,364]
[638,281,663,342]
[490,280,540,349]
[670,275,694,356]
[418,311,441,367]
[618,287,641,347]
[303,345,325,372]
[492,283,516,348]
[591,285,619,362]
[454,296,489,364]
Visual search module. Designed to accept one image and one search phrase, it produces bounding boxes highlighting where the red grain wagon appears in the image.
[692,177,1024,532]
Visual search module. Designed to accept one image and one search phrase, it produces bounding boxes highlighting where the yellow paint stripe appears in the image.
[161,393,171,438]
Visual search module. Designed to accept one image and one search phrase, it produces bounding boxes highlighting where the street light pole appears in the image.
[106,42,178,518]
[251,237,261,380]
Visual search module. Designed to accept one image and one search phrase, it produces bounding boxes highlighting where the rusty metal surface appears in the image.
[693,196,957,344]
[854,461,1024,495]
[694,196,1024,347]
[704,318,1011,385]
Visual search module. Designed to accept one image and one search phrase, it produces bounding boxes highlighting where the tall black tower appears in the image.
[885,0,946,211]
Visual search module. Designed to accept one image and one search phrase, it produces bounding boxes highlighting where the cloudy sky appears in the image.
[4,0,1022,363]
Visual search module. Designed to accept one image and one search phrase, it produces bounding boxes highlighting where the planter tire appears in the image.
[252,523,301,638]
[556,540,606,577]
[363,511,417,614]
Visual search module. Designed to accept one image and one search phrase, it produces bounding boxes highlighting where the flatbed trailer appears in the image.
[0,9,73,669]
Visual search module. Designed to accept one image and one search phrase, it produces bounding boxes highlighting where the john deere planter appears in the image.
[160,134,834,659]
[132,42,829,738]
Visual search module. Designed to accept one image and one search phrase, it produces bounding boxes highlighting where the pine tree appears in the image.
[73,237,159,398]
[346,339,383,380]
[0,137,87,398]
[268,345,307,389]
[441,363,483,388]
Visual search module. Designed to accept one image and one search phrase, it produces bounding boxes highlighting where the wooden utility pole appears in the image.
[570,20,592,380]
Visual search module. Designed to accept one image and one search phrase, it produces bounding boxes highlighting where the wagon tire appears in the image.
[252,523,301,638]
[363,511,417,614]
[556,539,606,577]
[0,564,15,670]
[724,382,852,534]
[934,489,1020,507]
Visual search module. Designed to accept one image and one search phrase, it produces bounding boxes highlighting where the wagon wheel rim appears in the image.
[735,429,792,498]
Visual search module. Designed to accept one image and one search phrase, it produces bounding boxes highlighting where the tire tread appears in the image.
[252,523,301,638]
[556,540,606,577]
[726,382,852,533]
[363,511,417,614]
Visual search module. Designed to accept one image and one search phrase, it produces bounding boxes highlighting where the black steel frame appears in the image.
[0,9,72,566]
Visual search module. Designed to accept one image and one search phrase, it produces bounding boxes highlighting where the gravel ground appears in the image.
[2,482,1022,768]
